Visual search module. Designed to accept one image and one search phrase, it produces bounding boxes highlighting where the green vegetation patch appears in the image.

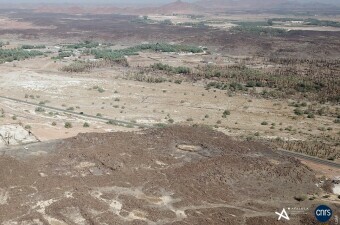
[304,18,340,27]
[177,22,207,28]
[0,48,43,63]
[234,21,271,27]
[21,45,46,49]
[230,25,286,36]
[65,41,99,49]
[91,43,203,61]
[151,63,191,74]
[268,18,340,28]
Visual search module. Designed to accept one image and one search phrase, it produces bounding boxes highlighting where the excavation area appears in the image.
[0,126,333,224]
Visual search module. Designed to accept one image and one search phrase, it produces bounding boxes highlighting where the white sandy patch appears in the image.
[0,188,9,205]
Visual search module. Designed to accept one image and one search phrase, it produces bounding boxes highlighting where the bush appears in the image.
[52,122,57,126]
[222,110,231,118]
[107,120,118,125]
[294,108,304,115]
[83,122,90,127]
[294,195,307,202]
[24,125,31,130]
[155,123,167,128]
[261,121,268,125]
[168,118,174,124]
[285,126,293,131]
[309,196,316,200]
[64,122,72,128]
[307,113,315,118]
[97,87,105,93]
[35,107,45,112]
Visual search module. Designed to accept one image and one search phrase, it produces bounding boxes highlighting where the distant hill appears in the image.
[196,0,287,9]
[34,5,122,14]
[195,0,339,10]
[27,0,340,15]
[139,0,205,14]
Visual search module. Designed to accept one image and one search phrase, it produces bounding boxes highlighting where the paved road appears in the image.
[277,148,340,169]
[0,96,152,128]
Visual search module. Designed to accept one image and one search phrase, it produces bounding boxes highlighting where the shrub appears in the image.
[64,122,72,128]
[35,107,45,112]
[301,102,307,107]
[24,125,31,130]
[294,195,307,202]
[186,118,194,122]
[107,120,118,125]
[168,118,174,124]
[309,196,316,200]
[52,122,57,126]
[261,121,268,125]
[155,123,167,128]
[97,87,105,93]
[83,122,90,127]
[294,108,304,115]
[307,113,315,118]
[222,110,231,118]
[285,126,293,131]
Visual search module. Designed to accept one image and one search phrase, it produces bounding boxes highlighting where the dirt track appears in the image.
[0,126,337,224]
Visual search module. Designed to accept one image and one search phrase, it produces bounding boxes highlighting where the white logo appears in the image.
[275,208,290,221]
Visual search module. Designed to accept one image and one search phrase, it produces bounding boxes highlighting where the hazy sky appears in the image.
[0,0,184,3]
[0,0,338,6]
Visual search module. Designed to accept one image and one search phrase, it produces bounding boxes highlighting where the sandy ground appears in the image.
[0,56,338,145]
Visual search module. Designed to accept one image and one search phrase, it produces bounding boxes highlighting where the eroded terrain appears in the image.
[0,126,338,224]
